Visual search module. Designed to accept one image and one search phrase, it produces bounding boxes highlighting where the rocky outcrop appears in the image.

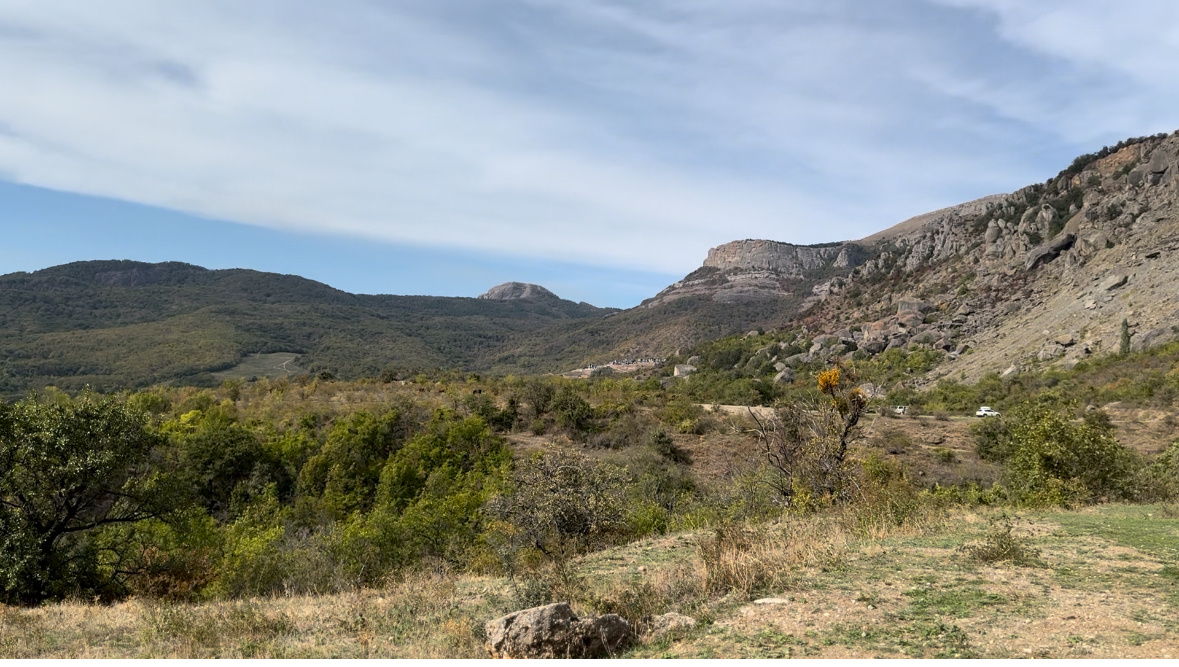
[643,240,867,308]
[1098,273,1129,291]
[647,612,697,638]
[773,368,795,384]
[703,240,846,274]
[1132,326,1179,353]
[479,282,559,301]
[1024,232,1076,270]
[485,603,631,659]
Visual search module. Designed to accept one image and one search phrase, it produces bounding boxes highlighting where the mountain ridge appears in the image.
[4,130,1179,392]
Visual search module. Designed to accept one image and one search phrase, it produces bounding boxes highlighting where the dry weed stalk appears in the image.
[748,367,867,508]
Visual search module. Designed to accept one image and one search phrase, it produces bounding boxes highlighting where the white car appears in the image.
[976,406,1001,417]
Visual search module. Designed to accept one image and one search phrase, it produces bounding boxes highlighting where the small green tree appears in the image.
[0,392,176,604]
[550,386,595,436]
[971,414,1014,462]
[1005,405,1140,506]
[296,408,409,520]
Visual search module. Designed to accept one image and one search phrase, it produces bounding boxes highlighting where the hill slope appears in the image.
[652,131,1179,391]
[782,131,1179,385]
[0,261,614,392]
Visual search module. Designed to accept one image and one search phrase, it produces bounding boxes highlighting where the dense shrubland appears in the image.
[890,340,1179,414]
[657,328,944,407]
[3,359,1178,610]
[663,328,1179,415]
[0,374,708,605]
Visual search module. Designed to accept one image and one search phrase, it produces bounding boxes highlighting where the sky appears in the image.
[1,1,1178,307]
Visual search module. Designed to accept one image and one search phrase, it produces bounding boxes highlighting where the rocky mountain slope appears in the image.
[735,131,1179,386]
[641,240,866,308]
[479,282,561,301]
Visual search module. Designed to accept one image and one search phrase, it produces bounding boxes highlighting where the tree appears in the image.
[1005,405,1140,506]
[167,405,287,521]
[0,392,176,604]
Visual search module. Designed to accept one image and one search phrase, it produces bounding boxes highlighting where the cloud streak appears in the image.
[0,1,1176,274]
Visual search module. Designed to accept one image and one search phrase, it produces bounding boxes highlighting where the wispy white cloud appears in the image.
[0,1,1175,274]
[924,0,1179,142]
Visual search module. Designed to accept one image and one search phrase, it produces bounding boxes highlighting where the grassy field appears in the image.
[637,504,1179,659]
[211,352,305,382]
[3,503,1176,659]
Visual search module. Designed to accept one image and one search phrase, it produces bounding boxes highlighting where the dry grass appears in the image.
[0,569,515,659]
[6,504,1178,659]
[958,519,1045,567]
[696,501,951,602]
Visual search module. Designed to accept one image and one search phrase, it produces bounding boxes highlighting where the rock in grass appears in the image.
[647,612,697,637]
[485,602,632,658]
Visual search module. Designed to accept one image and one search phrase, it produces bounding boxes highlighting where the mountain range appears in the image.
[2,130,1178,394]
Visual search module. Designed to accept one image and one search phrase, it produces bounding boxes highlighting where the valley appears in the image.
[4,131,1179,659]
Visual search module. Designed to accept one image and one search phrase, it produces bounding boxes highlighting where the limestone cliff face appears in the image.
[644,240,868,308]
[703,240,843,274]
[478,282,559,301]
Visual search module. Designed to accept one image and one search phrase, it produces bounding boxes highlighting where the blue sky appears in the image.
[1,1,1177,307]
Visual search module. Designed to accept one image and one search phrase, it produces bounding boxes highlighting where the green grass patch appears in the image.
[828,620,977,658]
[901,585,1008,619]
[1048,505,1179,561]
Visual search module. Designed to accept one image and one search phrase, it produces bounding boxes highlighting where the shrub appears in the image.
[1143,442,1179,501]
[521,379,555,421]
[648,429,691,464]
[587,412,656,450]
[856,453,924,529]
[1004,406,1142,506]
[958,518,1043,567]
[874,428,912,453]
[971,416,1014,462]
[661,397,706,434]
[613,442,696,519]
[295,408,410,520]
[487,451,627,567]
[550,386,595,437]
[205,487,294,598]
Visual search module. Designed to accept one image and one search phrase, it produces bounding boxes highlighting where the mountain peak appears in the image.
[478,282,559,301]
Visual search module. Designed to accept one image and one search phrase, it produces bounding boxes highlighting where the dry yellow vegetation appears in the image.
[4,503,1176,659]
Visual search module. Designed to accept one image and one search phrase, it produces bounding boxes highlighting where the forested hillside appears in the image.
[0,261,614,394]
